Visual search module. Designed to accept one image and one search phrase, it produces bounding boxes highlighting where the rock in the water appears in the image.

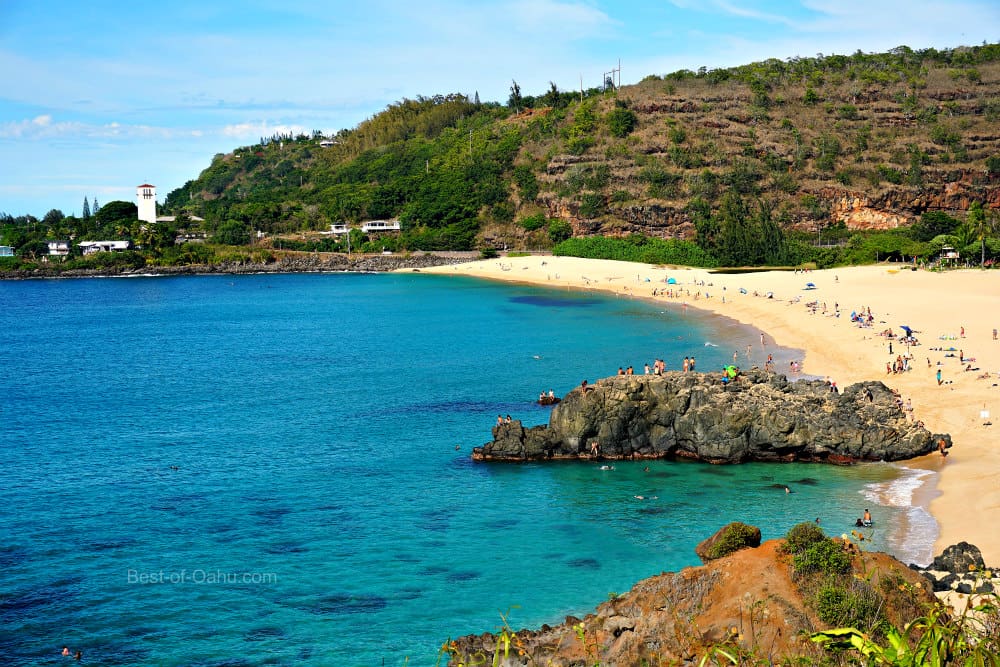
[473,371,949,464]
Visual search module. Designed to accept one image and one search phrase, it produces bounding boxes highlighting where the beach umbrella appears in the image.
[667,277,677,284]
[900,325,913,335]
[805,282,816,289]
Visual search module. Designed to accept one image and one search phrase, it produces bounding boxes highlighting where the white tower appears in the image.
[137,184,157,224]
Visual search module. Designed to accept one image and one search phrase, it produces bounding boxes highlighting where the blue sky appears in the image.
[1,0,997,218]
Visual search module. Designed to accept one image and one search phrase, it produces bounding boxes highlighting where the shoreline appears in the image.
[413,257,1000,564]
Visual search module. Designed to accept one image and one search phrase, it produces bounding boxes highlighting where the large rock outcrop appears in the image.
[446,536,936,666]
[475,371,949,464]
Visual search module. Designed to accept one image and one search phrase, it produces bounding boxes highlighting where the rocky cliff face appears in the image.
[475,371,949,464]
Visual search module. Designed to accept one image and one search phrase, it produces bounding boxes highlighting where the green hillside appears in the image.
[162,43,1000,264]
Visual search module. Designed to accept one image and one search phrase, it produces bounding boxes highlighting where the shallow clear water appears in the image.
[0,273,931,666]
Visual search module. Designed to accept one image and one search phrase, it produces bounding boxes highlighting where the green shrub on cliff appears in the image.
[782,521,827,555]
[706,522,761,560]
[793,539,853,576]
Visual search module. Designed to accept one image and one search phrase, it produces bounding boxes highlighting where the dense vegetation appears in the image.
[3,43,1000,269]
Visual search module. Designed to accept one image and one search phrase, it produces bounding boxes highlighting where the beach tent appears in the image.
[667,277,677,284]
[739,287,747,294]
[804,282,816,290]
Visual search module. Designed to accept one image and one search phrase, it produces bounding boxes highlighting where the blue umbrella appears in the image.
[805,282,816,289]
[667,277,677,284]
[900,325,913,335]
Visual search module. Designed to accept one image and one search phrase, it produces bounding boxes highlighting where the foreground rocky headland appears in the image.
[446,523,998,666]
[0,251,465,280]
[477,370,950,464]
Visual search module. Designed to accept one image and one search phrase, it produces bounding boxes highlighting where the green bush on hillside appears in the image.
[782,522,826,554]
[705,522,760,560]
[793,539,852,576]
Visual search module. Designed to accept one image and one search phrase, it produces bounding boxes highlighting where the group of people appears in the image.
[61,647,82,661]
[495,414,513,425]
[887,354,911,374]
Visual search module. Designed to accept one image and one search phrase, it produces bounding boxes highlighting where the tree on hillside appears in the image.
[967,200,990,266]
[508,80,523,113]
[42,209,65,229]
[82,197,91,220]
[911,211,959,242]
[94,201,139,229]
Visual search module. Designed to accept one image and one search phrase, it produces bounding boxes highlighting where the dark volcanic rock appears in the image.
[930,542,987,574]
[0,252,464,280]
[474,371,949,464]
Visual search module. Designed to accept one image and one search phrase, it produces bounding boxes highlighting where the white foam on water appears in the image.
[862,465,938,566]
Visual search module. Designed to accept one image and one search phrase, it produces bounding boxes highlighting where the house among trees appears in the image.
[326,223,350,235]
[79,240,131,255]
[47,241,71,256]
[156,214,204,223]
[0,245,13,257]
[360,220,401,233]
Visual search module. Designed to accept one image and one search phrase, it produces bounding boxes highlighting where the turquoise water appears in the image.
[0,273,930,666]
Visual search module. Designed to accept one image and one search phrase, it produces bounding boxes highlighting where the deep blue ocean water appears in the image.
[0,273,933,666]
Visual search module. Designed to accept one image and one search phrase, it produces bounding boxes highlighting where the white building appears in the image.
[360,220,401,233]
[79,240,132,255]
[136,184,157,225]
[47,241,71,256]
[326,223,350,235]
[0,245,14,257]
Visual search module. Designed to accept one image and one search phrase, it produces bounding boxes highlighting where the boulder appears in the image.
[930,542,987,574]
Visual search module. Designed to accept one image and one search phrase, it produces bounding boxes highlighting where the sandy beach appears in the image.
[416,256,1000,564]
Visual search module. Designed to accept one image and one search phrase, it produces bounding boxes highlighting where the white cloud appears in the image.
[506,0,614,37]
[0,116,209,140]
[221,121,311,139]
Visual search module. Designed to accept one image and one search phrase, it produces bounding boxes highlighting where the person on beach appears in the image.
[683,357,689,372]
[994,328,997,340]
[939,439,948,457]
[504,415,512,424]
[617,367,625,375]
[690,356,696,371]
[937,369,943,385]
[863,509,872,526]
[496,415,503,426]
[580,379,588,392]
[62,647,70,656]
